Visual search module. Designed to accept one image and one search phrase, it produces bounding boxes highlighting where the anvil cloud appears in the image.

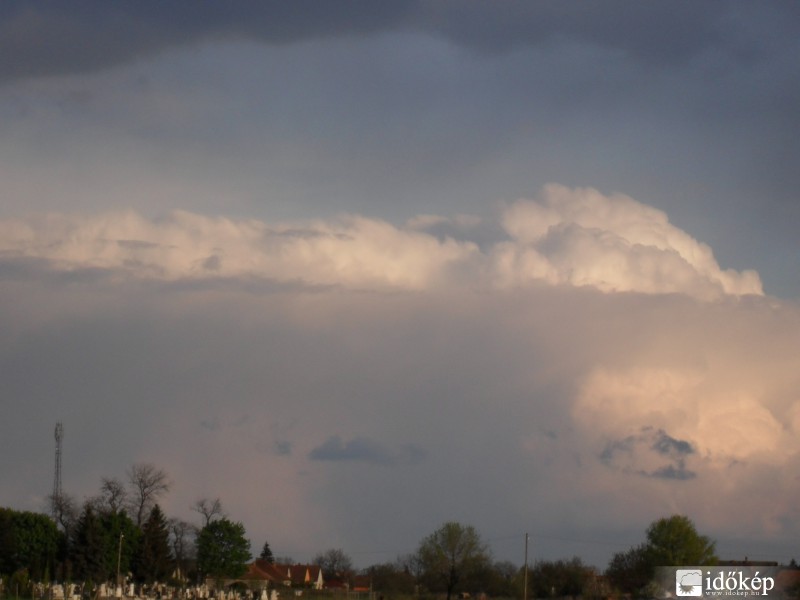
[2,0,799,570]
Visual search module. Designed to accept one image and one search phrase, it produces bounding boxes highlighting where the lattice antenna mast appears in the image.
[52,422,63,520]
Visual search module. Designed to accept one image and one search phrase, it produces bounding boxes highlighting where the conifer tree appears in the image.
[259,541,274,564]
[135,505,173,584]
[71,504,109,584]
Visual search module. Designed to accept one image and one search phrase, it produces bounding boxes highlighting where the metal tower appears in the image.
[52,422,63,520]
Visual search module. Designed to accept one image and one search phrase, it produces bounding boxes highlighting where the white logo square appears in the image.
[676,569,703,597]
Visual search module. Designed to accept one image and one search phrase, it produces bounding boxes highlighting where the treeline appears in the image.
[2,461,721,600]
[1,462,230,592]
[347,516,717,599]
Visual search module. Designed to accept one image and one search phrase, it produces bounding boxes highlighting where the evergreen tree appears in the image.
[70,504,141,586]
[135,505,173,584]
[259,541,274,564]
[71,504,109,584]
[104,509,141,586]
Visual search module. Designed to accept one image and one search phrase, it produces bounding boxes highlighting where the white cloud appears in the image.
[0,210,481,289]
[574,366,791,466]
[492,184,763,299]
[0,185,763,301]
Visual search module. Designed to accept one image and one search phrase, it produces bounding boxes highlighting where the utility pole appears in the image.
[117,532,125,595]
[52,423,63,521]
[523,533,529,600]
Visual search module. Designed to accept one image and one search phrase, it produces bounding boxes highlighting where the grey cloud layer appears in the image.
[3,1,797,82]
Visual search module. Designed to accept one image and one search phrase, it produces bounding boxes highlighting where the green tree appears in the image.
[106,508,142,585]
[71,504,109,584]
[417,522,491,600]
[196,518,251,580]
[606,515,717,595]
[70,504,141,585]
[645,515,717,566]
[135,505,173,584]
[0,508,63,579]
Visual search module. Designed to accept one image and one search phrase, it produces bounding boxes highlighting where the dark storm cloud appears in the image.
[651,430,694,458]
[649,464,695,481]
[601,427,696,481]
[0,0,414,82]
[309,434,426,467]
[4,1,799,83]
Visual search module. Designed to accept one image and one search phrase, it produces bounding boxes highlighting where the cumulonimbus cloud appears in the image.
[0,185,763,301]
[1,184,798,563]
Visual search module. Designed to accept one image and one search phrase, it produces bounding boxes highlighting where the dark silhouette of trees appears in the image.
[259,540,275,564]
[169,518,195,581]
[70,503,141,586]
[477,560,523,597]
[71,504,108,584]
[313,548,354,580]
[92,478,128,514]
[363,562,417,594]
[47,492,78,538]
[127,463,170,527]
[416,522,491,600]
[193,498,225,528]
[606,543,651,594]
[530,557,594,598]
[135,505,173,584]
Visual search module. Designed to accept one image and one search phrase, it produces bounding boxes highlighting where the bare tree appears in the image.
[417,522,491,600]
[48,491,78,534]
[89,477,129,514]
[313,548,354,580]
[102,477,128,511]
[169,517,196,582]
[192,497,225,527]
[127,462,170,526]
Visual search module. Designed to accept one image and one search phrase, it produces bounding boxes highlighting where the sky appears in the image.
[2,1,800,571]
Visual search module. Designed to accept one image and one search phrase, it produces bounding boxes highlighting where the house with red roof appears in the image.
[271,563,325,590]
